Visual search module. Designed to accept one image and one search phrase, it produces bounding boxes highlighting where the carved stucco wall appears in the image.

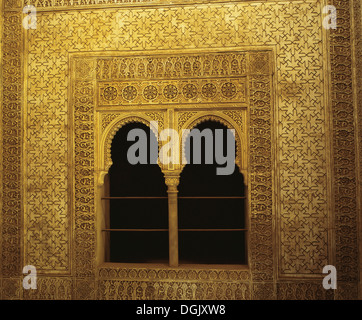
[72,50,272,300]
[0,0,360,299]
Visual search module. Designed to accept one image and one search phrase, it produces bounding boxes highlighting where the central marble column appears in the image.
[164,171,180,267]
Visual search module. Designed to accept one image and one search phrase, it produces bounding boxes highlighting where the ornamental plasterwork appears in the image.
[1,0,360,300]
[74,50,273,289]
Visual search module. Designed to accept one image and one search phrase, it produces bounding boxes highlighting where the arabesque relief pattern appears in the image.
[176,110,245,172]
[75,51,269,287]
[2,11,22,278]
[102,113,164,174]
[330,0,359,299]
[74,81,96,278]
[26,2,330,276]
[248,75,273,283]
[0,0,360,299]
[97,266,251,300]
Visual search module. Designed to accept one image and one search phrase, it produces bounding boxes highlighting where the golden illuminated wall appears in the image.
[0,0,361,299]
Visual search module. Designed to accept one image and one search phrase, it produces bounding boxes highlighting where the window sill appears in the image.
[98,262,250,282]
[100,262,248,270]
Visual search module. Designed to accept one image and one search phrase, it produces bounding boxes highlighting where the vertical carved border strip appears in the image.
[73,80,96,288]
[1,7,22,290]
[330,0,359,299]
[353,0,362,299]
[249,75,274,295]
[0,3,2,298]
[352,0,362,299]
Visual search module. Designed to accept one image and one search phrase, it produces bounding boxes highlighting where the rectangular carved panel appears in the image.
[98,79,246,106]
[2,11,22,277]
[1,0,359,300]
[21,1,331,280]
[330,0,359,291]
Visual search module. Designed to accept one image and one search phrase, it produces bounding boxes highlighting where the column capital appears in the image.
[163,171,180,192]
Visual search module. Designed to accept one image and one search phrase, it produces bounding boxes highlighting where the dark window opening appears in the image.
[178,120,247,265]
[104,120,247,266]
[107,122,168,263]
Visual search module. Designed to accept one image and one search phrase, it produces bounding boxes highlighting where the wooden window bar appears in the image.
[102,196,246,199]
[102,196,247,233]
[102,229,248,232]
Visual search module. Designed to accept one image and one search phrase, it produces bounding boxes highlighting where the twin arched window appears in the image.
[103,120,247,265]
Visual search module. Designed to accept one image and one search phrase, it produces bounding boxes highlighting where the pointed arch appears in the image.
[98,114,161,186]
[178,111,246,180]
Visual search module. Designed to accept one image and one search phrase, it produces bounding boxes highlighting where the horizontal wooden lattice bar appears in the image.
[102,196,246,200]
[102,229,248,232]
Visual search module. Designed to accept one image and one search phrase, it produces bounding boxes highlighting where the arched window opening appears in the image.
[105,122,168,263]
[178,120,247,265]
